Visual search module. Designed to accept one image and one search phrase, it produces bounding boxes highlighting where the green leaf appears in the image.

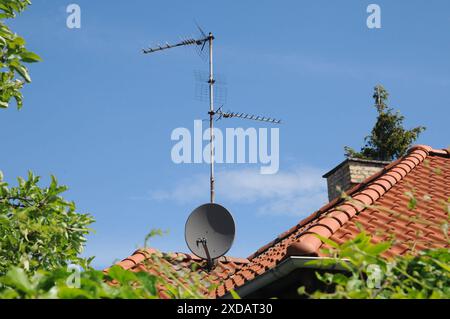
[431,259,450,272]
[107,265,137,284]
[366,242,391,256]
[1,267,33,294]
[314,234,340,249]
[12,35,25,46]
[20,51,42,63]
[10,62,31,82]
[330,273,349,285]
[135,272,157,295]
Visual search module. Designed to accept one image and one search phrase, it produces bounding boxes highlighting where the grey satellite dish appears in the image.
[185,203,235,268]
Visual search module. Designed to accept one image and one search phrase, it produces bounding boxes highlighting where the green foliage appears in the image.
[307,186,450,299]
[0,171,94,275]
[302,232,450,299]
[0,0,41,109]
[345,85,425,161]
[0,256,213,299]
[141,252,214,299]
[0,229,214,299]
[0,266,160,299]
[144,229,167,248]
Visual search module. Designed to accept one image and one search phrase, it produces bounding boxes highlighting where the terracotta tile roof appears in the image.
[114,145,450,298]
[111,248,249,298]
[215,145,450,297]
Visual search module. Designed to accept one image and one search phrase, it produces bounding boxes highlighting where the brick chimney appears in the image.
[323,158,390,201]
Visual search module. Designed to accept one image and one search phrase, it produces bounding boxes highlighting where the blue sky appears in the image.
[1,0,449,268]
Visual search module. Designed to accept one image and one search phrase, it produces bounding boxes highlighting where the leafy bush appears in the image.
[300,232,450,299]
[1,0,41,109]
[302,176,450,299]
[0,265,159,299]
[0,253,214,299]
[0,171,94,275]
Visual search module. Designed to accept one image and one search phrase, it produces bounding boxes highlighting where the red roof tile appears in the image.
[113,145,450,298]
[213,145,450,297]
[110,248,249,298]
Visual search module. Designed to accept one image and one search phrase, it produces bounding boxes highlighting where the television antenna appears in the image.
[143,25,281,204]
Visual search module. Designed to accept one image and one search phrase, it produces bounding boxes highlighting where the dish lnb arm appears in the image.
[196,237,214,270]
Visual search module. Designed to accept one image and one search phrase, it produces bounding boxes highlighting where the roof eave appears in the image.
[220,256,348,299]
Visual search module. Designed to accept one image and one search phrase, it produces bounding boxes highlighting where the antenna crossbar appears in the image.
[216,110,282,124]
[143,37,208,54]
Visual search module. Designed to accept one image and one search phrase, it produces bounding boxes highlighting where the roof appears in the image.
[113,248,249,298]
[113,145,450,298]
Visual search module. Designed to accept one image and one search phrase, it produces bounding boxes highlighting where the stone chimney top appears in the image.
[323,158,390,202]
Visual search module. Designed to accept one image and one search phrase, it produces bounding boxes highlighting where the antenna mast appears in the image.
[144,31,217,203]
[208,33,215,203]
[143,28,281,205]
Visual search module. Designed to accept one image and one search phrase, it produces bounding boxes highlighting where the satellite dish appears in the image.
[185,203,235,265]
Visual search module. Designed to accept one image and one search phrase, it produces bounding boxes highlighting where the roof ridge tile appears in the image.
[410,144,450,157]
[247,146,439,261]
[285,145,430,257]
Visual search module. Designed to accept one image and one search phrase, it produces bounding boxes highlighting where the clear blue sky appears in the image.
[1,0,449,268]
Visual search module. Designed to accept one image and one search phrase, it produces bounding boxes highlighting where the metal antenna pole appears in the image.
[143,29,281,206]
[143,30,218,204]
[208,33,215,204]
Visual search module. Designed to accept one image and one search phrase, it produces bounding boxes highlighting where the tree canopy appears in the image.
[345,85,426,161]
[0,171,94,275]
[0,0,41,109]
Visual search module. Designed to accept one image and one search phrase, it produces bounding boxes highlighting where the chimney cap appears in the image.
[322,157,391,179]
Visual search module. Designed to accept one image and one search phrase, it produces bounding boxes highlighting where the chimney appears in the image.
[323,158,390,202]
